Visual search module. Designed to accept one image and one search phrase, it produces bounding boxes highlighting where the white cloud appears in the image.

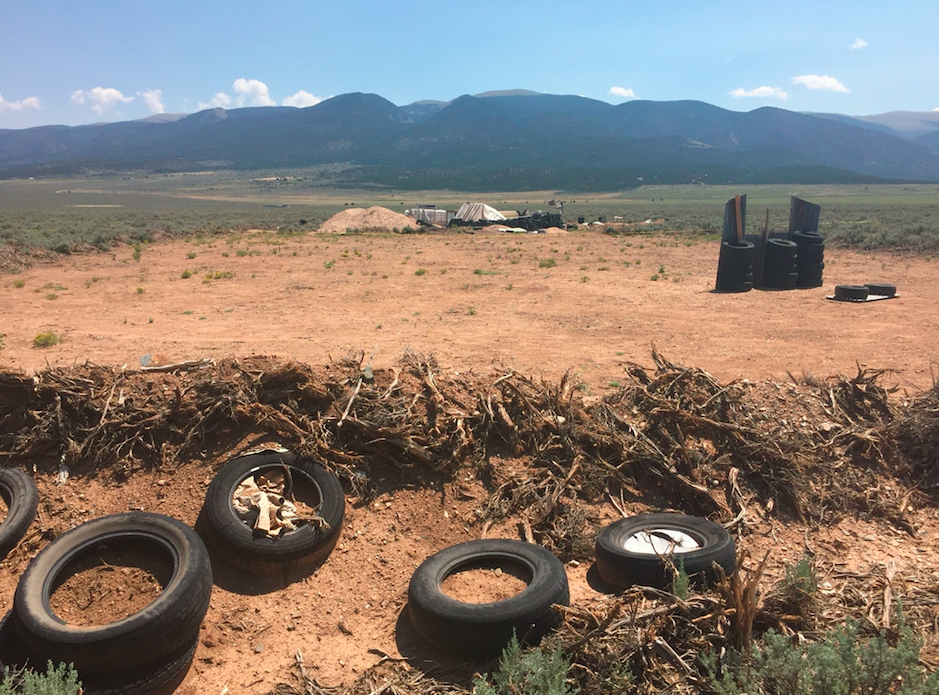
[197,92,234,110]
[791,74,850,93]
[233,78,275,106]
[0,93,41,111]
[282,90,323,108]
[138,89,164,114]
[198,78,276,110]
[730,86,789,100]
[850,38,868,50]
[934,107,939,112]
[609,86,639,100]
[71,87,134,115]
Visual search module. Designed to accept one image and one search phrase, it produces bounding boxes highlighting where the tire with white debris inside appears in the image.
[595,512,736,590]
[200,450,345,573]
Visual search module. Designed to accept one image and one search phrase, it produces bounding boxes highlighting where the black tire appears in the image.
[763,271,799,290]
[715,279,753,293]
[865,283,896,297]
[81,637,197,695]
[0,468,40,560]
[201,450,345,573]
[766,238,798,257]
[407,539,569,656]
[13,512,212,678]
[0,611,28,670]
[719,241,754,268]
[792,230,824,246]
[797,246,825,263]
[835,284,869,300]
[595,513,736,590]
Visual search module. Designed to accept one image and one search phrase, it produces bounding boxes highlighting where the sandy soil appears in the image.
[0,228,936,393]
[1,229,938,693]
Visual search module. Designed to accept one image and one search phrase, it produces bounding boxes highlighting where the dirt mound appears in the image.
[318,206,415,233]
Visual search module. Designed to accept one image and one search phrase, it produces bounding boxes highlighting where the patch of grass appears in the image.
[0,661,82,695]
[32,331,62,348]
[706,620,939,695]
[468,306,476,315]
[650,274,659,281]
[181,269,192,278]
[186,251,196,259]
[324,259,335,269]
[538,258,557,268]
[13,279,25,288]
[45,293,58,300]
[203,271,235,281]
[474,634,576,695]
[414,268,427,276]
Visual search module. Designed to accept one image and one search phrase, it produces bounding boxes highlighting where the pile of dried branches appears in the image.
[4,350,938,693]
[0,349,931,540]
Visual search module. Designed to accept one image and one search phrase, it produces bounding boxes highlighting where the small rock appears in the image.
[864,535,876,541]
[254,644,264,654]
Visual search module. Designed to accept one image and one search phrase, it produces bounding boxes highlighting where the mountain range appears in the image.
[2,91,938,190]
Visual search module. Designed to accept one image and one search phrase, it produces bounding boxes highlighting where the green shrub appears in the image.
[414,268,427,276]
[0,661,81,695]
[539,258,557,268]
[32,332,61,348]
[473,635,578,695]
[180,269,192,279]
[706,621,939,695]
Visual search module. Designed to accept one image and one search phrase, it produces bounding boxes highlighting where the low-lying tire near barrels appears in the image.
[407,539,569,656]
[835,284,869,300]
[13,512,212,679]
[201,450,345,573]
[0,468,40,560]
[865,283,896,297]
[595,513,736,590]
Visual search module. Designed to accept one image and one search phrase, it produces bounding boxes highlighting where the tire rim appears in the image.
[622,528,701,555]
[229,463,324,534]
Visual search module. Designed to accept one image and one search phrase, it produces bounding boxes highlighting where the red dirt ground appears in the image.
[0,228,936,392]
[1,229,938,693]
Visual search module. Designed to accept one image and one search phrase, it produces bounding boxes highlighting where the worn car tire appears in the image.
[201,450,345,573]
[0,468,40,560]
[81,637,197,695]
[835,284,870,300]
[864,283,896,297]
[13,512,212,678]
[0,610,28,670]
[407,539,569,656]
[595,513,736,590]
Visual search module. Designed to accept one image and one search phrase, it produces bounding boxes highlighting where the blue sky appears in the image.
[2,0,937,129]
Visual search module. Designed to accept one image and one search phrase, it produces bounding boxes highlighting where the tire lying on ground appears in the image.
[0,468,40,560]
[80,637,198,695]
[407,539,569,656]
[595,513,736,590]
[13,512,212,679]
[864,282,896,297]
[200,449,345,573]
[834,284,869,301]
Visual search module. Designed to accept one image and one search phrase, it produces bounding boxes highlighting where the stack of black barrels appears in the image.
[715,240,754,292]
[792,231,825,288]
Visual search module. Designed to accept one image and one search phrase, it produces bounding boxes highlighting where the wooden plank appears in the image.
[754,208,770,288]
[789,196,821,235]
[722,194,747,243]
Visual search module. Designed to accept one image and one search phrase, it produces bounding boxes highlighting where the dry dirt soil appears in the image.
[0,228,937,391]
[1,229,938,694]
